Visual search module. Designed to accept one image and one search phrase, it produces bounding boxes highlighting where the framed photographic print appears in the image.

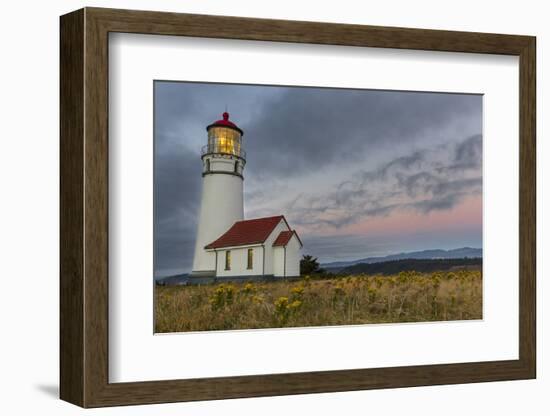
[60,7,536,407]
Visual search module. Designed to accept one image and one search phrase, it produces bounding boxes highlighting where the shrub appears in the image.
[209,284,235,311]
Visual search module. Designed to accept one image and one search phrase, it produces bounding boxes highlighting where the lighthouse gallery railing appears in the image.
[201,144,246,160]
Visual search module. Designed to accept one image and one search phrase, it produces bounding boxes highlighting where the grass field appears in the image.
[154,270,482,333]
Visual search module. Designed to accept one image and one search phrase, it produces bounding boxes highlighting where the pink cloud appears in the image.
[309,195,482,238]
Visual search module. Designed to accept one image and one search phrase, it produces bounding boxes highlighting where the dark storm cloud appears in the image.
[153,81,482,276]
[453,133,483,169]
[243,89,480,180]
[154,135,201,275]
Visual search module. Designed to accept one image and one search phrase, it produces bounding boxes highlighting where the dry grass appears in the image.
[154,270,482,333]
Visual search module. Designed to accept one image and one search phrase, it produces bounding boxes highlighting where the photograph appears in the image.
[153,81,483,333]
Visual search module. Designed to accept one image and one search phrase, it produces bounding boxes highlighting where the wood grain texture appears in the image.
[518,38,536,376]
[83,10,110,406]
[59,7,537,408]
[59,8,84,407]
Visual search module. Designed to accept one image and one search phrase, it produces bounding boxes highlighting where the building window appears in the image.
[234,161,239,173]
[247,248,253,269]
[225,250,231,270]
[205,159,210,172]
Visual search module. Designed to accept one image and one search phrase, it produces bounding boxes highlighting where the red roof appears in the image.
[273,230,296,247]
[205,216,287,249]
[206,112,243,135]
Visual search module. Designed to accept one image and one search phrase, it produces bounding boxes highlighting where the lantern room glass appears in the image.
[207,126,243,157]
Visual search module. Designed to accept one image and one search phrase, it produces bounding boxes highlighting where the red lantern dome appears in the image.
[206,112,244,135]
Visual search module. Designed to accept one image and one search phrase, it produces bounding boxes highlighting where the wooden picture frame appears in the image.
[60,7,536,408]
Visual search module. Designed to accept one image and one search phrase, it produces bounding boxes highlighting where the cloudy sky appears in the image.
[154,81,482,277]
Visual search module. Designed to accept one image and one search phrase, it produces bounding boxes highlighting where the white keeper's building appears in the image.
[190,112,303,280]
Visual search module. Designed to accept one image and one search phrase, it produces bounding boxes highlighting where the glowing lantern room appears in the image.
[203,112,245,159]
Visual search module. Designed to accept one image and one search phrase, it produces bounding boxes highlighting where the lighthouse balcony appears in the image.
[201,144,246,160]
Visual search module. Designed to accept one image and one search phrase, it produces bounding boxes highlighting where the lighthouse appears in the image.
[191,112,303,281]
[191,112,246,277]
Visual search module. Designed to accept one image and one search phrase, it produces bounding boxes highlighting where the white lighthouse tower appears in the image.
[191,112,246,277]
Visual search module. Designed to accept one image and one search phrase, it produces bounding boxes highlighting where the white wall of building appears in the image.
[272,235,302,277]
[285,234,302,277]
[263,219,291,275]
[273,246,285,277]
[191,156,244,274]
[215,245,263,277]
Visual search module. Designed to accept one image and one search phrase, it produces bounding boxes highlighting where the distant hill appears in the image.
[339,257,482,276]
[156,273,189,286]
[322,247,482,272]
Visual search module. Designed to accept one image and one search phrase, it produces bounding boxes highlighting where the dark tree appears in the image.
[300,255,324,275]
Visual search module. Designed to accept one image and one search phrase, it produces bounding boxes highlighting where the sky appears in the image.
[154,81,482,277]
